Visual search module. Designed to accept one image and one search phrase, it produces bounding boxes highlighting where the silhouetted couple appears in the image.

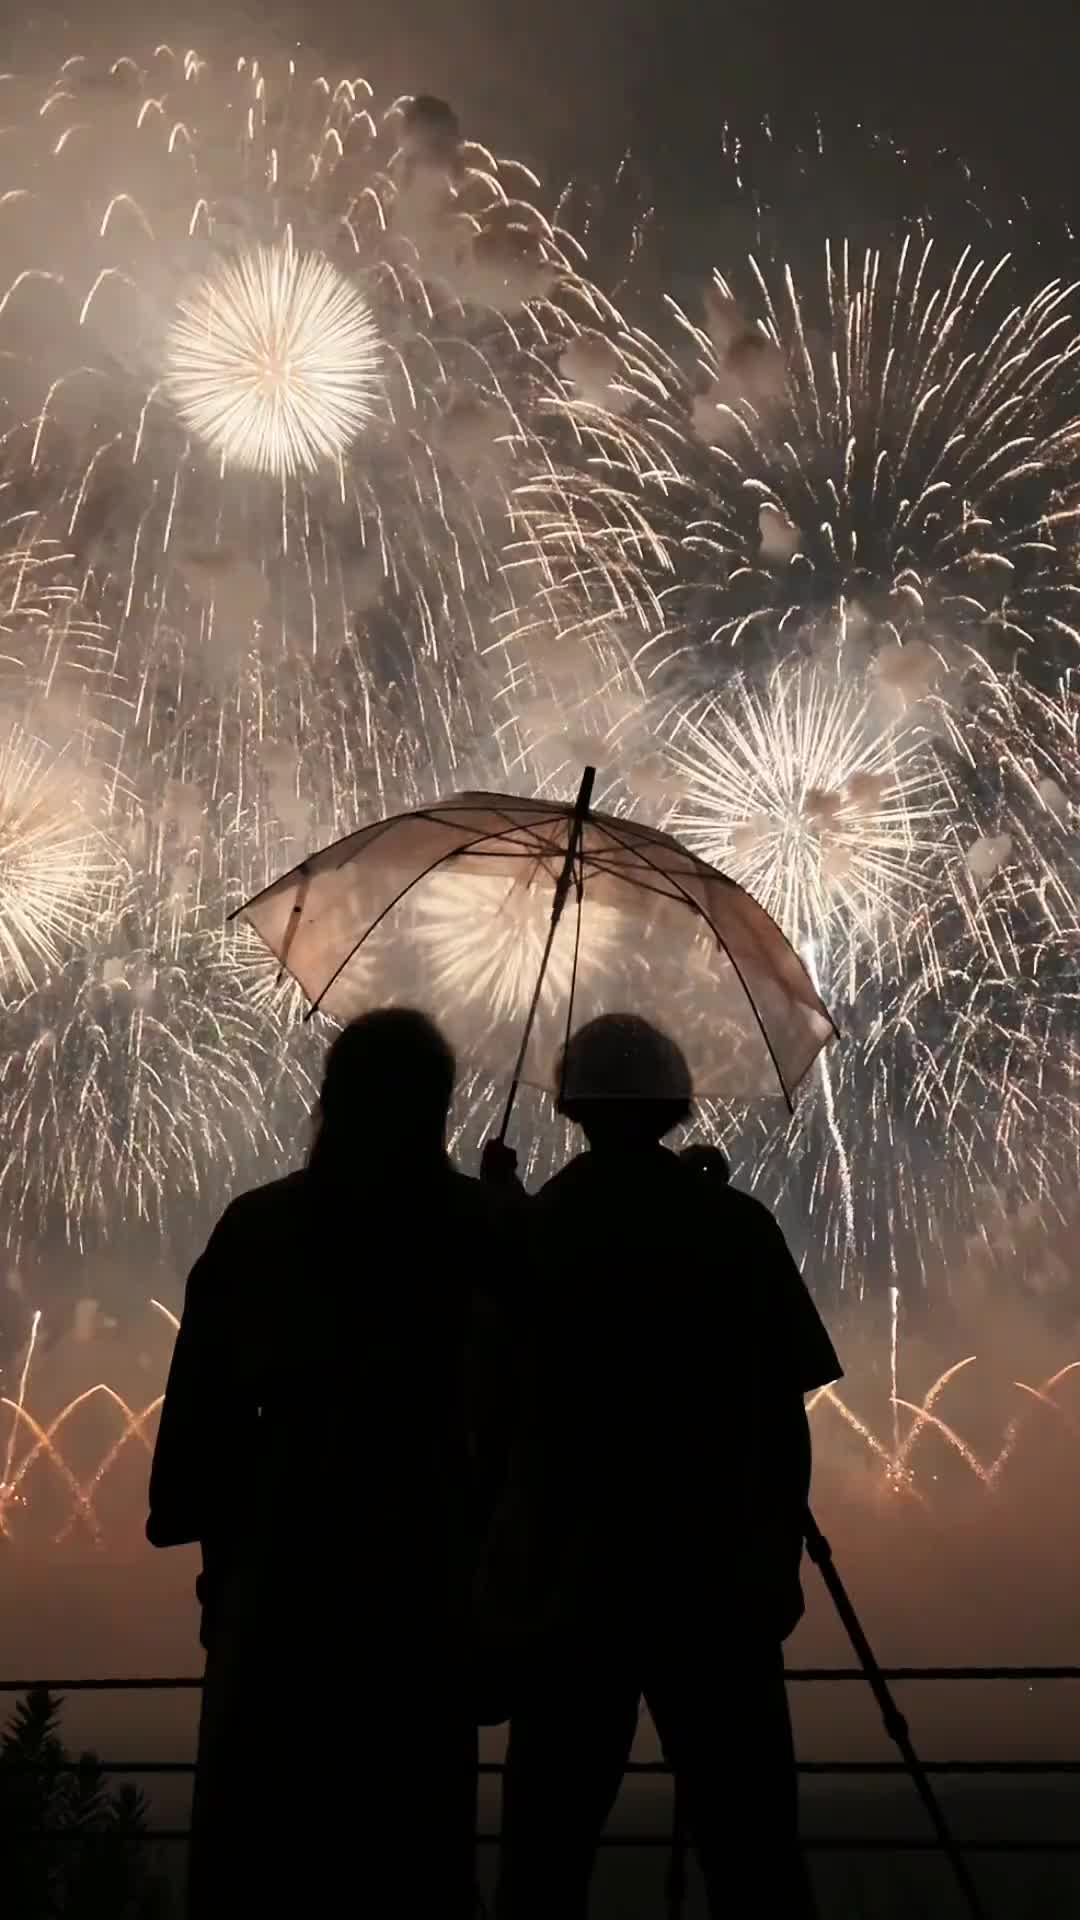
[148,1007,840,1919]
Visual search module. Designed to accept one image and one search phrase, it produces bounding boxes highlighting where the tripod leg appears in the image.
[664,1786,688,1920]
[803,1510,988,1920]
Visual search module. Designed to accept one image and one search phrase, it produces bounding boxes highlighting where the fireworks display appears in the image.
[0,39,623,1260]
[507,224,1080,1299]
[5,1299,1079,1543]
[0,31,1076,1396]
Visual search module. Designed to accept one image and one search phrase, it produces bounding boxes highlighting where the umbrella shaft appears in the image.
[497,767,595,1143]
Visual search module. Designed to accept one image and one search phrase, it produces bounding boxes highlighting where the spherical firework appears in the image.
[415,867,568,1023]
[166,238,383,477]
[663,662,943,990]
[413,860,624,1028]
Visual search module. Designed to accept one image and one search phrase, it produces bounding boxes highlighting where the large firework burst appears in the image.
[665,661,943,990]
[166,236,383,476]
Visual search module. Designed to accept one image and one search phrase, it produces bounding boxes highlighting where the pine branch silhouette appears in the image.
[0,1687,171,1917]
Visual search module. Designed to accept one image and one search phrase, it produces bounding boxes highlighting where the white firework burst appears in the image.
[414,863,620,1026]
[0,727,119,994]
[666,664,943,984]
[166,237,383,476]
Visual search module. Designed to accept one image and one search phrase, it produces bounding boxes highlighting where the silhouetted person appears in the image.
[483,1013,840,1920]
[148,1009,519,1920]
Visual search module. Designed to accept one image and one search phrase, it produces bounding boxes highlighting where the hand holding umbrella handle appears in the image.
[497,766,596,1144]
[481,1139,521,1190]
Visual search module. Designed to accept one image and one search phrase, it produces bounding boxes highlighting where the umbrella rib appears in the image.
[305,814,579,1016]
[578,854,700,909]
[594,815,796,1111]
[411,806,567,837]
[237,801,569,912]
[330,813,397,872]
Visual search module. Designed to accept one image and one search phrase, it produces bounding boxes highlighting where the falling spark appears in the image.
[6,1338,1080,1541]
[1,1307,40,1496]
[889,1284,900,1458]
[0,727,119,993]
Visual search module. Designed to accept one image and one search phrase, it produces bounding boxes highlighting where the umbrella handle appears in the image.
[497,766,595,1143]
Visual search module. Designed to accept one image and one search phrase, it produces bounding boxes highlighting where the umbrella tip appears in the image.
[575,766,596,817]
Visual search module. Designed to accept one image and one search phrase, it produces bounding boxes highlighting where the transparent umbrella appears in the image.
[236,766,836,1129]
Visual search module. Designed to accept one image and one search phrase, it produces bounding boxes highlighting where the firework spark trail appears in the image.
[0,1383,166,1543]
[797,931,859,1286]
[0,724,121,992]
[0,1397,103,1542]
[3,1351,1078,1540]
[892,1395,993,1486]
[807,1351,1080,1497]
[986,1361,1080,1482]
[894,1356,980,1472]
[52,1387,163,1545]
[6,1289,1080,1542]
[416,866,575,1023]
[1,1306,40,1495]
[889,1284,900,1458]
[814,1041,858,1280]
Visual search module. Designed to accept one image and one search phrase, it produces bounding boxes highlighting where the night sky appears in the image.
[2,11,1079,1913]
[13,2,1080,217]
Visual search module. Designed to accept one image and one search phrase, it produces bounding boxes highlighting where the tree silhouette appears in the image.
[0,1686,171,1917]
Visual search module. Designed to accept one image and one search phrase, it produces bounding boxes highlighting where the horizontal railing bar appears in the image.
[70,1834,1080,1854]
[801,1761,1080,1775]
[0,1677,204,1691]
[47,1758,1080,1778]
[3,1667,1078,1692]
[804,1840,1080,1855]
[792,1668,1080,1683]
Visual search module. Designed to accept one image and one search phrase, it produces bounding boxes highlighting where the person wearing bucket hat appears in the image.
[485,1012,840,1920]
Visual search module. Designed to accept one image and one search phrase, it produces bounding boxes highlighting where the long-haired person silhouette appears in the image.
[150,1009,521,1920]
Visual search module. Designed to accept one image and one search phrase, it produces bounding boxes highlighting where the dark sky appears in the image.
[19,1,1080,206]
[307,0,1080,219]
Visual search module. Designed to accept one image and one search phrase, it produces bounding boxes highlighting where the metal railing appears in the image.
[2,1668,1078,1858]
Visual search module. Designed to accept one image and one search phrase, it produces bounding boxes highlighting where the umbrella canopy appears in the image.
[237,777,835,1108]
